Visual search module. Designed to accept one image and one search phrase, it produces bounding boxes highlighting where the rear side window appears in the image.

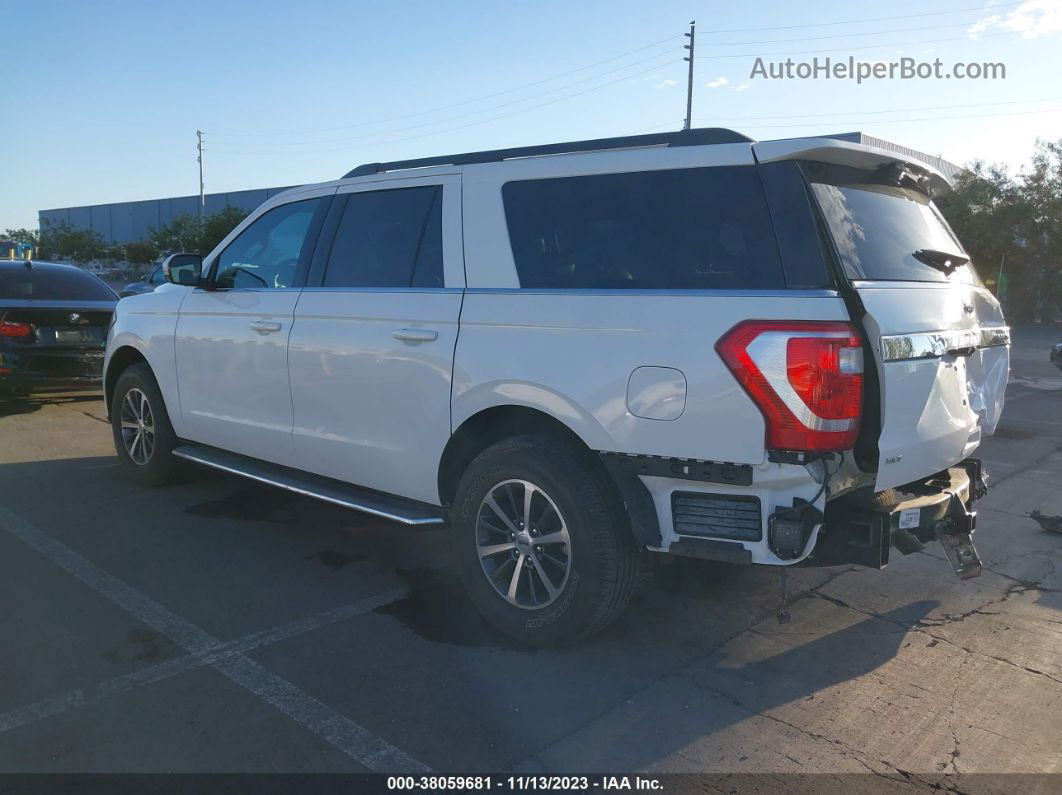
[0,266,116,301]
[502,167,784,290]
[805,162,979,284]
[323,186,443,288]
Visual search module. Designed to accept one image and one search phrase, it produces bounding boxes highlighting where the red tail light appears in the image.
[0,320,32,338]
[716,320,864,453]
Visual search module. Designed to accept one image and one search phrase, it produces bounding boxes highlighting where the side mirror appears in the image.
[139,274,148,282]
[162,253,203,287]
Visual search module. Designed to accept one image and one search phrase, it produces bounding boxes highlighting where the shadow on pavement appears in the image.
[0,392,102,419]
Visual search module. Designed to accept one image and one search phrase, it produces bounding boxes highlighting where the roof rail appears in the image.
[341,127,752,179]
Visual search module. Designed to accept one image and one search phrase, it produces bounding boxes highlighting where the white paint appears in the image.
[855,282,1009,490]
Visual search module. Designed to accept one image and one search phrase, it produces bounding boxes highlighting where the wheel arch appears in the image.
[438,404,660,548]
[104,344,148,414]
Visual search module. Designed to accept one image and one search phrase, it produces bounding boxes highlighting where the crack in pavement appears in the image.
[688,674,936,788]
[808,589,1062,687]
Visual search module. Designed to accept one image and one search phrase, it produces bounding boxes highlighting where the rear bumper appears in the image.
[0,349,105,394]
[0,374,103,394]
[811,458,987,577]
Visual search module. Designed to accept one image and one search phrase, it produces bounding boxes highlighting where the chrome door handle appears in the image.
[250,320,283,335]
[393,328,439,342]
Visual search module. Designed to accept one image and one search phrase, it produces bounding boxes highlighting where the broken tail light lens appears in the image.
[716,320,864,453]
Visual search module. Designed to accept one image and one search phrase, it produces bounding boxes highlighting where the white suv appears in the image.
[104,129,1010,645]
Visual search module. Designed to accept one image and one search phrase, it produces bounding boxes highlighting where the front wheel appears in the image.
[110,363,184,487]
[452,435,638,646]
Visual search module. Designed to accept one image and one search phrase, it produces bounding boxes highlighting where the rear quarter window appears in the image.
[502,166,785,290]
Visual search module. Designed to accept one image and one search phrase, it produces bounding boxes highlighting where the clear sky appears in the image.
[2,0,1060,230]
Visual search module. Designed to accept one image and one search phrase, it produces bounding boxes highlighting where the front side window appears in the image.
[214,198,320,289]
[502,167,785,290]
[323,186,443,288]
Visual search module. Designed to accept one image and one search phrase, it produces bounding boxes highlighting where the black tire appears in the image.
[452,434,638,646]
[110,362,184,487]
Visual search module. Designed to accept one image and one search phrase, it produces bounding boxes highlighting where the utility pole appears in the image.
[196,130,205,217]
[683,20,696,130]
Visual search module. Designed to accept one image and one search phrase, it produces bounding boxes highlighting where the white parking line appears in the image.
[0,588,407,735]
[0,505,431,773]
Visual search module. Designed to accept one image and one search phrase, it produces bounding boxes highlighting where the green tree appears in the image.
[149,213,203,255]
[199,206,248,255]
[936,139,1062,322]
[124,241,160,265]
[39,220,106,263]
[937,162,1022,290]
[1015,140,1062,322]
[148,206,248,256]
[2,228,40,248]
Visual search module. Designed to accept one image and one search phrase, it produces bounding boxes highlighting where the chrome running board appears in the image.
[172,444,446,526]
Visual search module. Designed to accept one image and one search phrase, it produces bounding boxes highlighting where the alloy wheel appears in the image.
[119,387,155,465]
[475,479,572,609]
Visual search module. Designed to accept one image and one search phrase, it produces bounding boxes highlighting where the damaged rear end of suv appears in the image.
[744,136,1009,583]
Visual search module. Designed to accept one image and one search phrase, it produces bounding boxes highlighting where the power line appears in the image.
[211,34,682,139]
[696,19,999,46]
[209,60,683,157]
[213,50,680,147]
[700,1,1024,34]
[717,106,1062,130]
[692,29,1016,60]
[693,96,1062,122]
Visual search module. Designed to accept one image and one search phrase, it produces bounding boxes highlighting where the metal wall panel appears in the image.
[38,185,300,244]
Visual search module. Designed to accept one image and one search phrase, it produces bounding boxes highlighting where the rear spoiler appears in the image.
[752,137,954,198]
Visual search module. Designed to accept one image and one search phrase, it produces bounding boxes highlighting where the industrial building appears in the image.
[38,185,298,245]
[37,132,963,246]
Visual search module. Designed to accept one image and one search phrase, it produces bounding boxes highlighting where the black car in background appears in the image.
[0,260,117,395]
[119,265,164,297]
[1052,338,1062,372]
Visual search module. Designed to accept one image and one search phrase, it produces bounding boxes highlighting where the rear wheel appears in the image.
[110,363,184,486]
[452,435,638,646]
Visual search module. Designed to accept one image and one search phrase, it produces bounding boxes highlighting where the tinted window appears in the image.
[502,167,784,290]
[215,198,320,289]
[757,162,832,288]
[806,163,979,284]
[0,265,116,301]
[323,186,443,288]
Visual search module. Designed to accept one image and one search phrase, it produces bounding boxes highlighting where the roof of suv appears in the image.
[336,127,959,196]
[341,128,753,179]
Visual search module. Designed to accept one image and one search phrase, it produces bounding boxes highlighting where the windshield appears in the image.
[806,163,980,284]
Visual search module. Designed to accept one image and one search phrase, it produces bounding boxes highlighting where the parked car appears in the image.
[1052,338,1062,371]
[119,266,164,298]
[103,129,1010,645]
[81,262,110,277]
[1,260,117,395]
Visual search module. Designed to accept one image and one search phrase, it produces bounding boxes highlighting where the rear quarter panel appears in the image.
[453,291,851,463]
